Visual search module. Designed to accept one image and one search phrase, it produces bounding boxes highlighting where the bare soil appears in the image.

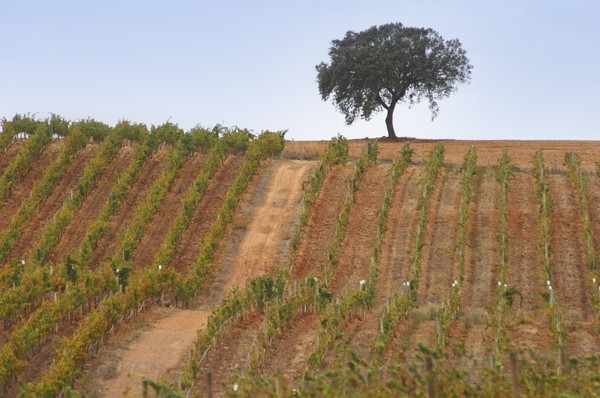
[0,141,61,232]
[378,166,422,298]
[330,164,390,294]
[221,159,316,294]
[447,168,500,362]
[290,164,354,280]
[417,170,461,306]
[587,175,600,267]
[130,152,206,268]
[77,306,210,398]
[260,313,320,381]
[505,172,553,354]
[547,173,600,357]
[193,312,264,396]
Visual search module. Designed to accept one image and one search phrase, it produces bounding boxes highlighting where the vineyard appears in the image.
[1,115,600,397]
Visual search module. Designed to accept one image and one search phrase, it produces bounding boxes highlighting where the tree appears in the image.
[316,23,473,139]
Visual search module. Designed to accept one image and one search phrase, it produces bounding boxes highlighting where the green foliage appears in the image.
[150,121,184,148]
[248,276,277,311]
[48,113,70,137]
[502,286,522,309]
[72,118,111,141]
[223,352,600,397]
[316,23,472,137]
[328,134,349,164]
[186,125,219,151]
[62,256,79,282]
[217,125,255,153]
[113,119,148,143]
[253,130,286,157]
[3,113,42,135]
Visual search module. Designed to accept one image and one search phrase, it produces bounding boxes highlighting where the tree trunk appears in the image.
[385,101,397,139]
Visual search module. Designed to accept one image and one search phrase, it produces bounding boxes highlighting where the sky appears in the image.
[1,0,599,141]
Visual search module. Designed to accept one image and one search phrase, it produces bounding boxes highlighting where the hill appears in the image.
[1,133,600,397]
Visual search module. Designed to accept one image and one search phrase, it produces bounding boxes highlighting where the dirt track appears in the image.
[79,307,210,398]
[221,159,316,293]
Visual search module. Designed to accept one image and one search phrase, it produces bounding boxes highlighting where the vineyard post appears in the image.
[206,372,213,398]
[425,356,435,398]
[509,352,521,398]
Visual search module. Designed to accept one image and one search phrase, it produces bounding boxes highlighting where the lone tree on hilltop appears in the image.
[316,22,473,139]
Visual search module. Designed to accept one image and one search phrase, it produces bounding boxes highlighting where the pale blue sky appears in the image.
[1,1,599,140]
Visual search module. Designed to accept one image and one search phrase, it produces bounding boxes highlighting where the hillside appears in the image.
[1,134,600,397]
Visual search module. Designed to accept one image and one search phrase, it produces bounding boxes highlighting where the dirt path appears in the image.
[88,149,168,268]
[8,144,97,260]
[330,164,390,294]
[547,173,599,357]
[447,168,500,361]
[130,153,206,268]
[171,156,244,274]
[48,146,135,263]
[291,164,354,280]
[78,307,210,398]
[0,141,61,232]
[505,172,553,354]
[219,160,316,295]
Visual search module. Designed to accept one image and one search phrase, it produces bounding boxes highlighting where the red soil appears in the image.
[48,145,135,263]
[7,144,97,260]
[0,141,61,232]
[130,152,206,268]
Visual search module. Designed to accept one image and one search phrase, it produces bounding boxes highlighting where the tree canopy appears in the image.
[316,22,473,138]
